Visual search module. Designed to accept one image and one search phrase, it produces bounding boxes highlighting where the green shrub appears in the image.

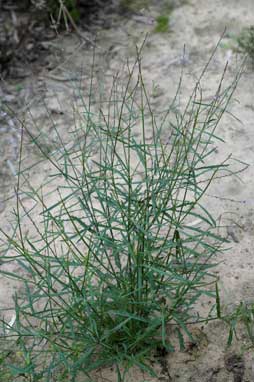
[237,26,254,60]
[47,0,80,24]
[0,49,243,381]
[119,0,150,13]
[154,15,169,33]
[225,302,254,347]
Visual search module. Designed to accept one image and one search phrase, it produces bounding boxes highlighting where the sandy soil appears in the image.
[1,0,254,381]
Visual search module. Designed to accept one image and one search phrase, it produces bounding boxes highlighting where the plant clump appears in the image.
[154,15,170,33]
[0,47,243,381]
[119,0,150,14]
[237,26,254,61]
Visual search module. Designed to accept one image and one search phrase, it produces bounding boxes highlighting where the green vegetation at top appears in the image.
[237,26,254,60]
[47,0,80,23]
[119,0,150,13]
[154,15,169,33]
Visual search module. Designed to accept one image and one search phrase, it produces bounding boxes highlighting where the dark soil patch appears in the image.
[225,353,245,382]
[0,0,116,78]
